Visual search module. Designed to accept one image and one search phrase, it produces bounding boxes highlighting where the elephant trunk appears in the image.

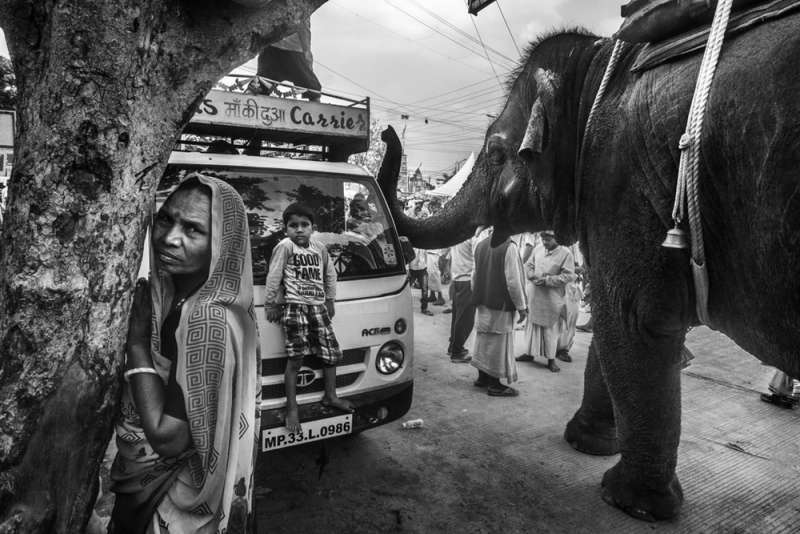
[377,126,490,249]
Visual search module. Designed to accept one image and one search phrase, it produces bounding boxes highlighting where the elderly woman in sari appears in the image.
[109,175,259,534]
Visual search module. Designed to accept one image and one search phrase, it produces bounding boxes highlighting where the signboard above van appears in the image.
[183,89,370,160]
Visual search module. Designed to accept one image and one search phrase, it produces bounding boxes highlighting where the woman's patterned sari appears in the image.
[110,174,260,533]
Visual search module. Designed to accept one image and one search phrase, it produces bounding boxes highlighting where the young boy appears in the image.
[265,203,353,433]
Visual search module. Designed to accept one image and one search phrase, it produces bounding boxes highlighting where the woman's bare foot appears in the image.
[286,406,302,434]
[322,395,355,413]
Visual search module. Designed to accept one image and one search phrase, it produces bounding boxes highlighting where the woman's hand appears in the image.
[126,278,152,367]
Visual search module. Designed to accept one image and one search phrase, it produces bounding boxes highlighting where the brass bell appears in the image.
[661,226,689,249]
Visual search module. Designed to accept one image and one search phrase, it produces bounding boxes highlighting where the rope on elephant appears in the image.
[585,40,625,136]
[574,39,626,237]
[671,0,734,326]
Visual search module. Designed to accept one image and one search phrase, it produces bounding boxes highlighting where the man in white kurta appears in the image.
[518,231,575,373]
[470,232,528,397]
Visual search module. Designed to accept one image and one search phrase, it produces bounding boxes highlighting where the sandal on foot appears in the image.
[760,393,796,409]
[487,385,519,397]
[547,360,561,373]
[515,354,534,363]
[473,379,489,388]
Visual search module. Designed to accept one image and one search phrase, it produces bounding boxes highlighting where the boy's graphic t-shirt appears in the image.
[264,237,337,306]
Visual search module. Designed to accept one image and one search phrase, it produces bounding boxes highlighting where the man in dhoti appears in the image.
[556,259,583,362]
[470,231,528,397]
[517,230,575,373]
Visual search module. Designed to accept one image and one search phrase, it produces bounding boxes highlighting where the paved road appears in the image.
[255,292,800,533]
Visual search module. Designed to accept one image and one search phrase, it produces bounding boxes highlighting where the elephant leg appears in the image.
[563,339,619,455]
[595,314,685,522]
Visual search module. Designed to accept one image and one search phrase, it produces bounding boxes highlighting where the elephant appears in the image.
[377,19,800,522]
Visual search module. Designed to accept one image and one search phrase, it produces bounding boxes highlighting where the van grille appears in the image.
[261,348,368,399]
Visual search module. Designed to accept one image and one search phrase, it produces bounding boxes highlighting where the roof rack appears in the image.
[180,74,370,162]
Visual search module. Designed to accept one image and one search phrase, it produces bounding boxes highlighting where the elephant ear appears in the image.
[518,68,559,160]
[518,98,546,159]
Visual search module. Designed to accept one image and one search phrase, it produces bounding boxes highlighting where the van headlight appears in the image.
[376,341,404,375]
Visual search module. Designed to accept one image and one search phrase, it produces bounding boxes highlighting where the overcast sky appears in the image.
[252,0,622,179]
[1,0,622,179]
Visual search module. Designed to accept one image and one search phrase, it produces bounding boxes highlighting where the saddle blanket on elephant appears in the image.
[619,0,766,43]
[628,0,800,72]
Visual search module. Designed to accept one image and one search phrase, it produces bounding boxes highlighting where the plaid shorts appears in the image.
[282,303,342,365]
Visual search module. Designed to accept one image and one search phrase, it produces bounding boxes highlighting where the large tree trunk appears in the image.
[0,1,326,531]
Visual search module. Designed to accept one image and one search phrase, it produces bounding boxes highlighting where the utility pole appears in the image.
[400,114,409,193]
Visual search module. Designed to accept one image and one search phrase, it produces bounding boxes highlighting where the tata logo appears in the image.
[362,326,391,337]
[296,368,317,388]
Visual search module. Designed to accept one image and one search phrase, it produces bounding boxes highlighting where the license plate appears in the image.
[261,414,353,451]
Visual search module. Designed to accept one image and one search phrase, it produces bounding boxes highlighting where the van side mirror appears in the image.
[398,236,415,263]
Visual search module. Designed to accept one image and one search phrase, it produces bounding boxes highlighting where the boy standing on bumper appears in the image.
[265,203,353,433]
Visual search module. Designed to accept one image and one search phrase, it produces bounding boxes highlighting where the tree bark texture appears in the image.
[0,0,327,531]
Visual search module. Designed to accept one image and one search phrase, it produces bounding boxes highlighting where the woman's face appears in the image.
[153,187,212,277]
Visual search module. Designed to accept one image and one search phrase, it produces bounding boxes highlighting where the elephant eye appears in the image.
[486,138,506,165]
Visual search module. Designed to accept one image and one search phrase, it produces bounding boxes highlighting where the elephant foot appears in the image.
[563,410,619,456]
[600,461,683,522]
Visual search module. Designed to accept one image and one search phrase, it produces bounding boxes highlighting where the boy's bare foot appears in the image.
[286,406,302,434]
[322,396,355,413]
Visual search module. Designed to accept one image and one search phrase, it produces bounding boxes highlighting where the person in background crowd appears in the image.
[408,245,433,316]
[517,230,575,373]
[556,246,583,362]
[556,274,583,362]
[760,368,799,409]
[576,262,593,333]
[425,247,447,306]
[520,232,539,264]
[110,175,258,533]
[346,197,384,240]
[447,232,478,363]
[404,198,429,219]
[423,200,447,307]
[471,230,528,397]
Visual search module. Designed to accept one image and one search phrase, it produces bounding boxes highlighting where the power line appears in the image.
[405,134,485,144]
[496,0,521,56]
[403,75,500,106]
[406,0,518,65]
[338,4,498,76]
[315,61,405,108]
[383,0,515,71]
[313,62,494,131]
[469,14,504,90]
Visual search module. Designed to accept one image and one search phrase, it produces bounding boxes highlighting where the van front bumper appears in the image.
[259,380,413,439]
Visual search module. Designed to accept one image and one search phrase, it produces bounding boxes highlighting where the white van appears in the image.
[152,85,414,453]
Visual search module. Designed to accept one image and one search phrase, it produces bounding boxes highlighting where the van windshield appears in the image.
[159,166,405,284]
